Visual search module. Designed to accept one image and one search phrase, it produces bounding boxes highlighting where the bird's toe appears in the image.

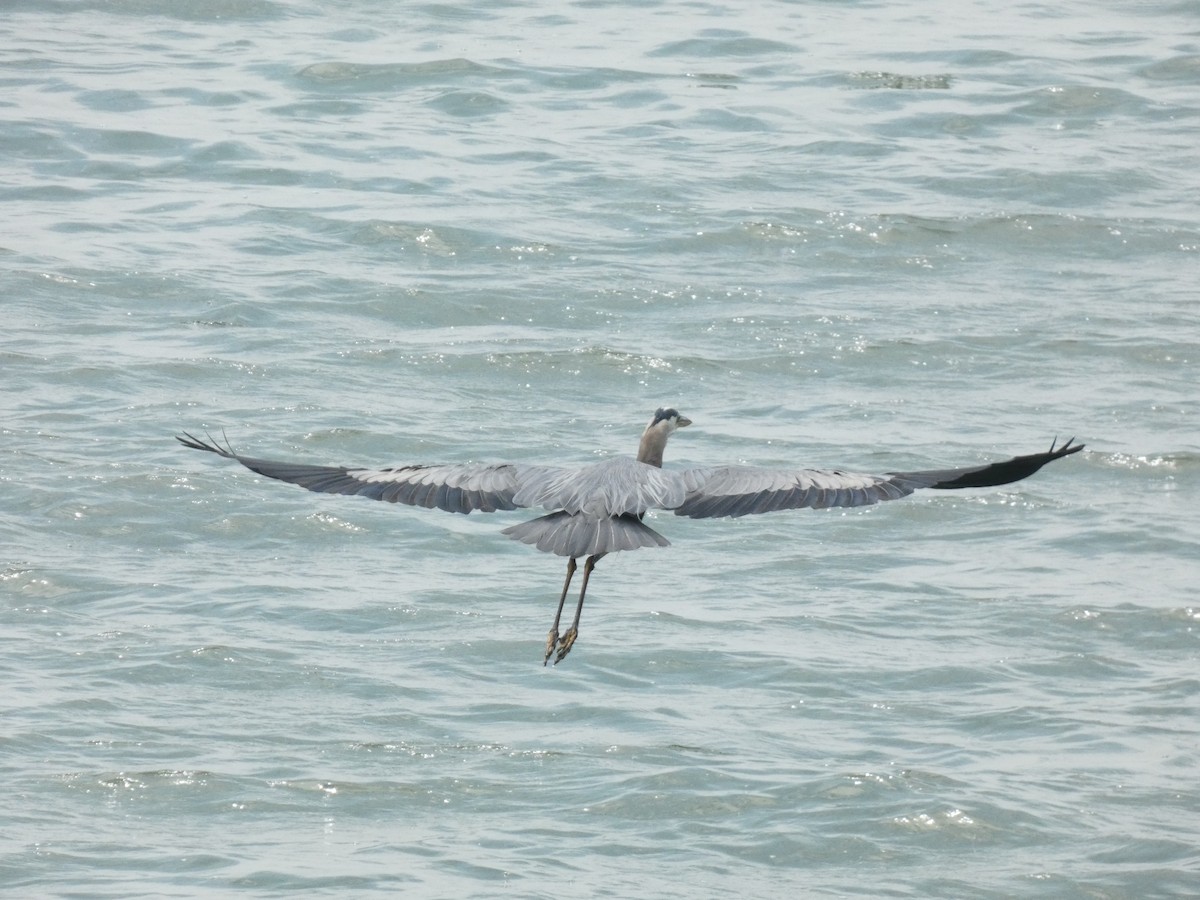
[554,628,578,665]
[543,629,559,666]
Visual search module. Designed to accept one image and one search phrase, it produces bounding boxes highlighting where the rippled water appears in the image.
[3,1,1198,897]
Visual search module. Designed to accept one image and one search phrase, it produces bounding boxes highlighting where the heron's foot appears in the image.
[553,627,578,665]
[543,628,560,667]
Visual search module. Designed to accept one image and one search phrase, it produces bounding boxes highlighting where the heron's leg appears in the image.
[544,557,577,666]
[555,553,603,665]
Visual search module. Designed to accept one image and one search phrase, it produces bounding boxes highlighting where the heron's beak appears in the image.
[677,416,693,428]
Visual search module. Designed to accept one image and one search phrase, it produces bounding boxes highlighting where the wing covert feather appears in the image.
[512,456,688,516]
[675,466,912,518]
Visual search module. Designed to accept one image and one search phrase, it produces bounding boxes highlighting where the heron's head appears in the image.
[639,408,691,467]
[649,407,692,432]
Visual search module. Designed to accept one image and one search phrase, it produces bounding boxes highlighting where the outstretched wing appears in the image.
[674,438,1084,519]
[177,432,549,514]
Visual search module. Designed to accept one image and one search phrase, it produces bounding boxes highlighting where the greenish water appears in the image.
[2,1,1198,897]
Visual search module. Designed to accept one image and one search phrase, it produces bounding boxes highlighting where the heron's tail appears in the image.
[502,512,669,558]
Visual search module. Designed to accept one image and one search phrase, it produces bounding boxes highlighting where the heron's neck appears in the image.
[637,427,668,468]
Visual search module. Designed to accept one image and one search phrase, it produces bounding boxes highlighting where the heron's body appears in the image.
[178,408,1083,664]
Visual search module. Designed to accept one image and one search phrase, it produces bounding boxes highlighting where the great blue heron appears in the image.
[178,408,1083,665]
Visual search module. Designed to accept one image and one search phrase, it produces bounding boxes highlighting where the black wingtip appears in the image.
[176,430,236,458]
[916,434,1086,490]
[1051,436,1085,459]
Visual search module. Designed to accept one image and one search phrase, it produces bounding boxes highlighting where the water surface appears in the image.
[2,1,1198,897]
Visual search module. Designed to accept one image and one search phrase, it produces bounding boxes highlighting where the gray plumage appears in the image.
[178,407,1083,664]
[503,511,670,559]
